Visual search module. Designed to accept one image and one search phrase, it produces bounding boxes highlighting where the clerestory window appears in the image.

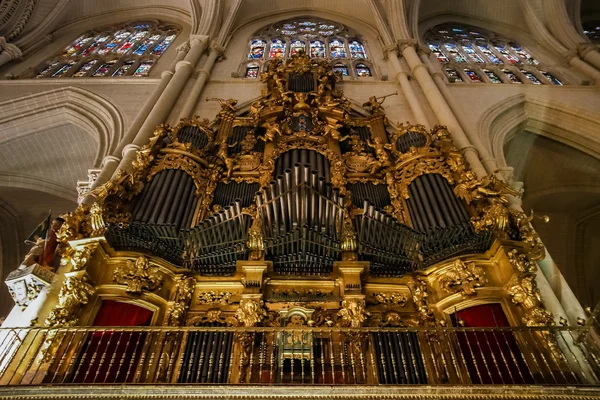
[33,21,180,78]
[424,24,563,85]
[242,17,373,79]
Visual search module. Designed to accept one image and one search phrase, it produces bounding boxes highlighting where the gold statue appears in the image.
[206,97,238,113]
[362,92,397,115]
[259,120,283,142]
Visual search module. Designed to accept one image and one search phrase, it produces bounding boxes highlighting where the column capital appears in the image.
[176,40,190,54]
[122,144,141,156]
[190,34,210,48]
[577,43,597,58]
[417,44,431,55]
[397,39,418,52]
[209,41,226,59]
[382,43,399,59]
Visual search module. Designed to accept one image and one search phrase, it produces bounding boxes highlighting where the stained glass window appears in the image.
[541,71,562,85]
[34,21,179,79]
[113,61,135,76]
[81,35,110,57]
[445,68,463,82]
[356,63,371,77]
[349,40,367,59]
[63,36,92,56]
[425,23,563,85]
[429,43,449,63]
[463,68,482,82]
[133,34,161,56]
[72,60,98,77]
[51,61,76,77]
[443,43,466,62]
[520,70,541,84]
[92,60,117,77]
[310,41,326,58]
[134,61,154,77]
[151,34,176,56]
[245,64,260,78]
[37,60,61,77]
[329,39,346,58]
[476,45,501,64]
[494,44,520,64]
[510,43,539,65]
[246,18,369,78]
[290,40,305,56]
[461,44,485,63]
[482,69,502,83]
[98,30,131,55]
[502,69,522,83]
[269,39,286,58]
[333,63,349,76]
[248,40,266,59]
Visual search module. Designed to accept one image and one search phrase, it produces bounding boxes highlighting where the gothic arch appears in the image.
[478,94,600,169]
[0,86,125,165]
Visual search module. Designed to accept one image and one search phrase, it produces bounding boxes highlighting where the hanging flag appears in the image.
[25,211,52,245]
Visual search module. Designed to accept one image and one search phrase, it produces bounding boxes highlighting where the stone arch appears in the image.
[478,93,600,171]
[0,86,125,168]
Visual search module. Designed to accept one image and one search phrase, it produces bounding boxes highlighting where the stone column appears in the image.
[384,45,431,128]
[417,47,500,175]
[178,42,224,120]
[564,50,600,84]
[0,37,22,67]
[578,43,600,71]
[118,35,210,174]
[81,42,193,204]
[398,40,487,178]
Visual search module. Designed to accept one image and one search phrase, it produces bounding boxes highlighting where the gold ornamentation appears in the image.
[371,292,408,306]
[176,276,195,302]
[168,302,186,326]
[235,298,267,327]
[197,291,232,305]
[362,93,396,115]
[148,152,206,196]
[508,209,547,261]
[247,212,264,260]
[206,97,238,114]
[341,216,357,261]
[337,299,369,328]
[439,259,487,296]
[507,275,553,326]
[113,256,163,294]
[45,276,95,327]
[408,277,435,326]
[508,249,536,273]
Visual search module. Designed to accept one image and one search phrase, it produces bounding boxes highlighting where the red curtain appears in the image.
[454,304,534,384]
[72,301,153,383]
[92,300,153,326]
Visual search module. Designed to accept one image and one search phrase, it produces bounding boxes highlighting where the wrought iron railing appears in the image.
[0,325,598,386]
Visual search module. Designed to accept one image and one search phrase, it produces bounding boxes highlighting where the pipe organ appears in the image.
[5,51,583,390]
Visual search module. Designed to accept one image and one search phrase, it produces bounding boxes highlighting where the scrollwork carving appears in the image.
[439,259,487,296]
[45,276,95,327]
[113,256,163,294]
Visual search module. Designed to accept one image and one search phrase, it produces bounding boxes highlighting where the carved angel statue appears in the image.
[206,97,238,113]
[367,137,392,167]
[235,298,267,327]
[216,140,238,178]
[362,92,397,115]
[259,120,283,142]
[454,172,521,205]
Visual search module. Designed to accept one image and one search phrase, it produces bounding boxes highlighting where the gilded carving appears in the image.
[113,256,163,294]
[197,291,232,305]
[408,277,435,325]
[370,292,408,306]
[507,275,553,326]
[45,276,95,327]
[439,259,487,296]
[507,249,536,273]
[235,298,267,327]
[337,299,369,328]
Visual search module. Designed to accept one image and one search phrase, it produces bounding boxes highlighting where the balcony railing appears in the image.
[0,325,598,386]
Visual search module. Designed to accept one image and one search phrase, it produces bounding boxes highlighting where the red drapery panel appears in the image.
[454,304,534,384]
[92,300,153,326]
[71,301,153,383]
